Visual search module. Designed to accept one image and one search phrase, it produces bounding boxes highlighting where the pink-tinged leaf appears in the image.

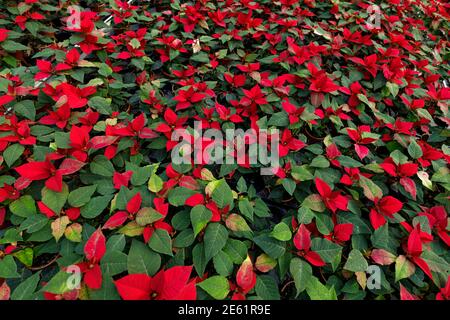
[115,274,152,300]
[138,128,159,139]
[293,224,311,251]
[84,229,106,262]
[399,177,417,200]
[400,284,419,300]
[371,249,396,265]
[103,211,128,230]
[225,214,251,232]
[58,158,85,175]
[354,144,369,160]
[395,255,416,281]
[302,194,326,212]
[51,216,70,242]
[359,176,383,202]
[236,256,257,294]
[0,282,10,300]
[255,254,277,273]
[89,136,118,149]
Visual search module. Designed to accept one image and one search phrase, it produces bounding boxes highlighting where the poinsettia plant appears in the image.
[0,0,449,301]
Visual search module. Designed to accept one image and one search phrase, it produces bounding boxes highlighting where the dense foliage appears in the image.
[0,0,449,300]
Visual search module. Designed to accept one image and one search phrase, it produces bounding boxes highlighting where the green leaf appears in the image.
[268,111,289,126]
[11,272,41,300]
[386,82,399,97]
[271,222,292,241]
[204,223,229,262]
[310,155,330,168]
[306,277,337,300]
[12,248,34,267]
[357,94,376,109]
[19,215,48,233]
[395,255,416,282]
[80,195,113,219]
[302,194,325,212]
[106,235,126,252]
[148,229,173,256]
[255,275,280,300]
[167,187,197,207]
[0,255,20,278]
[420,250,450,276]
[359,176,383,201]
[198,276,229,300]
[282,178,297,195]
[193,243,207,276]
[344,249,369,272]
[14,100,36,120]
[191,52,210,63]
[290,258,312,296]
[68,185,97,207]
[41,184,69,214]
[148,173,163,193]
[89,276,120,300]
[190,205,212,237]
[408,140,423,159]
[223,239,247,264]
[42,271,71,294]
[173,229,194,248]
[90,156,115,177]
[0,229,23,244]
[254,234,286,258]
[54,132,70,149]
[9,195,36,218]
[238,198,254,221]
[337,155,362,168]
[88,96,112,115]
[370,224,398,252]
[254,198,271,217]
[210,179,234,208]
[291,165,314,181]
[213,251,234,276]
[1,40,29,51]
[314,212,334,235]
[101,251,128,276]
[311,238,342,264]
[135,207,163,226]
[3,144,24,167]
